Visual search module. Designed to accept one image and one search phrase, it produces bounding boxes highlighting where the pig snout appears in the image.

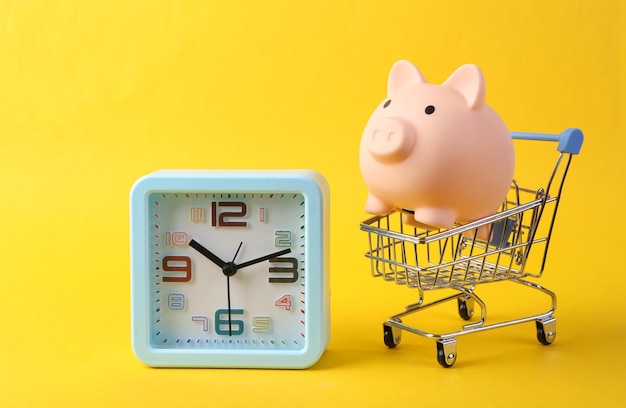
[365,117,416,162]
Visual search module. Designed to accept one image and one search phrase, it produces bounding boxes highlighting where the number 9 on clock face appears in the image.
[130,170,330,368]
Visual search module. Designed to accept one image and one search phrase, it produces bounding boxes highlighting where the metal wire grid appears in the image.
[362,182,559,291]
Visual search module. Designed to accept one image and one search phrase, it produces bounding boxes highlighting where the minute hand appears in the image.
[236,248,291,270]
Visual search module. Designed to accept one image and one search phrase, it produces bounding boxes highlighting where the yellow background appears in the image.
[1,0,624,406]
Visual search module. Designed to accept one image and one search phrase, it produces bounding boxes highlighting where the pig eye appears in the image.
[425,105,435,115]
[383,100,391,108]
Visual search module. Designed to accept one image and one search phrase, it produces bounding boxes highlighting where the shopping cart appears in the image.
[360,128,584,367]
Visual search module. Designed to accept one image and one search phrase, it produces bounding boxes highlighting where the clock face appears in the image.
[130,170,329,368]
[148,191,306,350]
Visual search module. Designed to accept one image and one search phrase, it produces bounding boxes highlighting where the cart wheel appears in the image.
[536,317,556,345]
[457,297,474,321]
[436,339,457,368]
[383,322,401,348]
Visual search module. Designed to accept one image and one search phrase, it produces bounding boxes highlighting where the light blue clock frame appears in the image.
[130,170,330,368]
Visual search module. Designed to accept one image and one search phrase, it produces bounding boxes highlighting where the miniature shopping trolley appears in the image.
[360,129,584,367]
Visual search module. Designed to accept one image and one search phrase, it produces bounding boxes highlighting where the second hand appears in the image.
[227,242,244,336]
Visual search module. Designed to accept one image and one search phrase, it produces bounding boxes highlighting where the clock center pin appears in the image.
[223,262,237,277]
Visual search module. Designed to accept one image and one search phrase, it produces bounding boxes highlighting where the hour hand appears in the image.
[236,248,291,270]
[189,239,226,268]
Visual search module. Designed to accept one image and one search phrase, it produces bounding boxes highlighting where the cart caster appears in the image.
[536,317,556,345]
[436,338,457,368]
[383,322,402,348]
[457,297,474,321]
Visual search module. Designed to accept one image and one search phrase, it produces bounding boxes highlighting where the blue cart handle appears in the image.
[510,128,584,155]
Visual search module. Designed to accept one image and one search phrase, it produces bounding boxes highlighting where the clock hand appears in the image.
[235,248,292,270]
[226,242,243,337]
[231,242,243,263]
[189,239,226,268]
[226,274,232,336]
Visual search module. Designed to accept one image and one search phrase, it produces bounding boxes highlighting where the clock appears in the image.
[130,170,330,368]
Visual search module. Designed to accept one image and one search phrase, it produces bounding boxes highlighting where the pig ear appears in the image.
[388,60,427,94]
[442,64,486,109]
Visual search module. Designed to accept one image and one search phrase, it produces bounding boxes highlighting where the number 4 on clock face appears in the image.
[274,294,293,310]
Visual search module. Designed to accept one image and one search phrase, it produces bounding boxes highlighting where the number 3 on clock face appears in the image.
[130,170,330,368]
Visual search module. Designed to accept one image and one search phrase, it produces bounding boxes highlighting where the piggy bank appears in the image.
[359,60,515,237]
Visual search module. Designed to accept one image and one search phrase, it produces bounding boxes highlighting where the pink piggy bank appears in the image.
[360,60,515,237]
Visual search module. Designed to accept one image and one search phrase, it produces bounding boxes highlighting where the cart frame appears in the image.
[360,128,583,367]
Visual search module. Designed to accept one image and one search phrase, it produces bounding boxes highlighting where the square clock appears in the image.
[130,170,330,368]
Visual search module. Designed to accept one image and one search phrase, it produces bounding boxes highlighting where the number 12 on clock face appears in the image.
[130,170,330,369]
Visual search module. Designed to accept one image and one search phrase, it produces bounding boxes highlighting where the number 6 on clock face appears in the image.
[130,170,330,369]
